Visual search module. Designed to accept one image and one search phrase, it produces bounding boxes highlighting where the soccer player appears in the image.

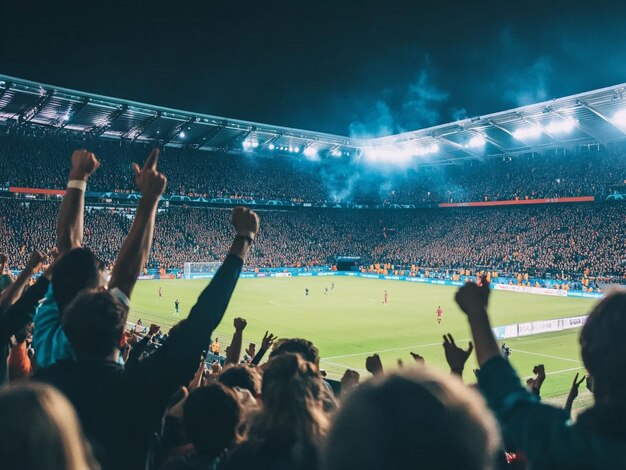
[331,282,335,290]
[305,288,309,296]
[436,305,443,324]
[174,299,180,316]
[325,287,328,295]
[158,286,162,297]
[383,290,388,305]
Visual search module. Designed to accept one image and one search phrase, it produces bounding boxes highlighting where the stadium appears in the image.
[0,4,625,469]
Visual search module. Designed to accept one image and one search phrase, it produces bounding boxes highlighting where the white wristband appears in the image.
[67,180,87,191]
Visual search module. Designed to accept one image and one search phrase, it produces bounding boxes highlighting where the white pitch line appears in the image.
[322,338,471,360]
[319,360,367,373]
[521,365,584,380]
[512,348,581,364]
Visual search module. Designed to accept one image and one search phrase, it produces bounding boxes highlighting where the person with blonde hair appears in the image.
[222,352,331,470]
[323,367,501,470]
[0,381,98,470]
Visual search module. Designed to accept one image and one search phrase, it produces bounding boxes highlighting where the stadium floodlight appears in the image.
[545,118,576,134]
[268,143,275,150]
[303,147,317,157]
[613,109,626,127]
[251,141,259,148]
[513,125,542,140]
[467,135,486,148]
[62,113,70,121]
[179,131,186,138]
[331,149,342,157]
[294,146,300,153]
[288,146,294,152]
[243,140,251,148]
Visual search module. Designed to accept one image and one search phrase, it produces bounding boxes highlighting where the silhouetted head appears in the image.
[580,290,626,403]
[323,368,501,470]
[62,290,127,360]
[52,248,106,313]
[184,383,242,458]
[218,364,263,398]
[0,382,98,470]
[270,338,320,368]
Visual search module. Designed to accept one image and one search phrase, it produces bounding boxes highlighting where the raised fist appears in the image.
[340,369,360,394]
[234,317,247,331]
[71,149,100,179]
[455,276,490,317]
[133,148,167,199]
[365,353,384,376]
[231,206,259,239]
[27,250,48,271]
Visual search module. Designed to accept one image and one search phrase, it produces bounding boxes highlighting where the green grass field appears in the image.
[128,276,597,402]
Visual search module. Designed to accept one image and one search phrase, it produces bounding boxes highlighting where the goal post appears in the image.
[183,261,222,279]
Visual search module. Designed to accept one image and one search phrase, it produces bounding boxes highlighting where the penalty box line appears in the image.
[322,342,580,364]
[322,339,471,361]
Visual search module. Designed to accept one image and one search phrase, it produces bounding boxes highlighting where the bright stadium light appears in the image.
[294,146,300,153]
[467,135,486,148]
[331,149,342,157]
[179,131,186,138]
[513,126,542,140]
[268,143,275,150]
[288,146,294,152]
[545,118,576,134]
[243,140,251,148]
[613,109,626,127]
[251,141,259,148]
[303,147,317,157]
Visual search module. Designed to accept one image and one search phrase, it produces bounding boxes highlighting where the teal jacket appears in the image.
[477,356,626,470]
[33,284,75,367]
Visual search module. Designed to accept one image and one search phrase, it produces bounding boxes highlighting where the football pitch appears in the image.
[128,276,597,400]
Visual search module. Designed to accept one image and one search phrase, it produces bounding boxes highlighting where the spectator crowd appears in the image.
[0,146,624,470]
[1,133,625,205]
[0,198,624,281]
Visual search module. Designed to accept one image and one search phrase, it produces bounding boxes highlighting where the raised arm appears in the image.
[108,149,166,299]
[225,317,247,366]
[454,278,499,366]
[138,207,259,390]
[0,256,56,343]
[0,251,47,310]
[57,150,100,255]
[251,331,277,365]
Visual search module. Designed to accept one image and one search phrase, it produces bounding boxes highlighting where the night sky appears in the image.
[2,0,626,136]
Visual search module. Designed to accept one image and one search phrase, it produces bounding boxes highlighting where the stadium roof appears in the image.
[2,73,626,164]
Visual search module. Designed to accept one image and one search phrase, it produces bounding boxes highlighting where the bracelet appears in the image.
[67,180,87,191]
[235,235,254,245]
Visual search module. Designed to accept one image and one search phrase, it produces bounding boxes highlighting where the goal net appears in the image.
[183,261,222,279]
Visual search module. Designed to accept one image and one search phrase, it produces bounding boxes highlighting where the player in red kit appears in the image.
[437,306,443,324]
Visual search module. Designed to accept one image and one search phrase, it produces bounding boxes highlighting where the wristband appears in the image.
[67,180,87,191]
[235,235,254,245]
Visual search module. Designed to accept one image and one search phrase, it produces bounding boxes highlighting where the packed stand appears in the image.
[1,198,624,281]
[1,133,625,205]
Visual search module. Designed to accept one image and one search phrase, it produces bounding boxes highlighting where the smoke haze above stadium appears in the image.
[2,0,626,136]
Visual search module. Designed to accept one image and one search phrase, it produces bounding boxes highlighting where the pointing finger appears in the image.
[143,148,160,171]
